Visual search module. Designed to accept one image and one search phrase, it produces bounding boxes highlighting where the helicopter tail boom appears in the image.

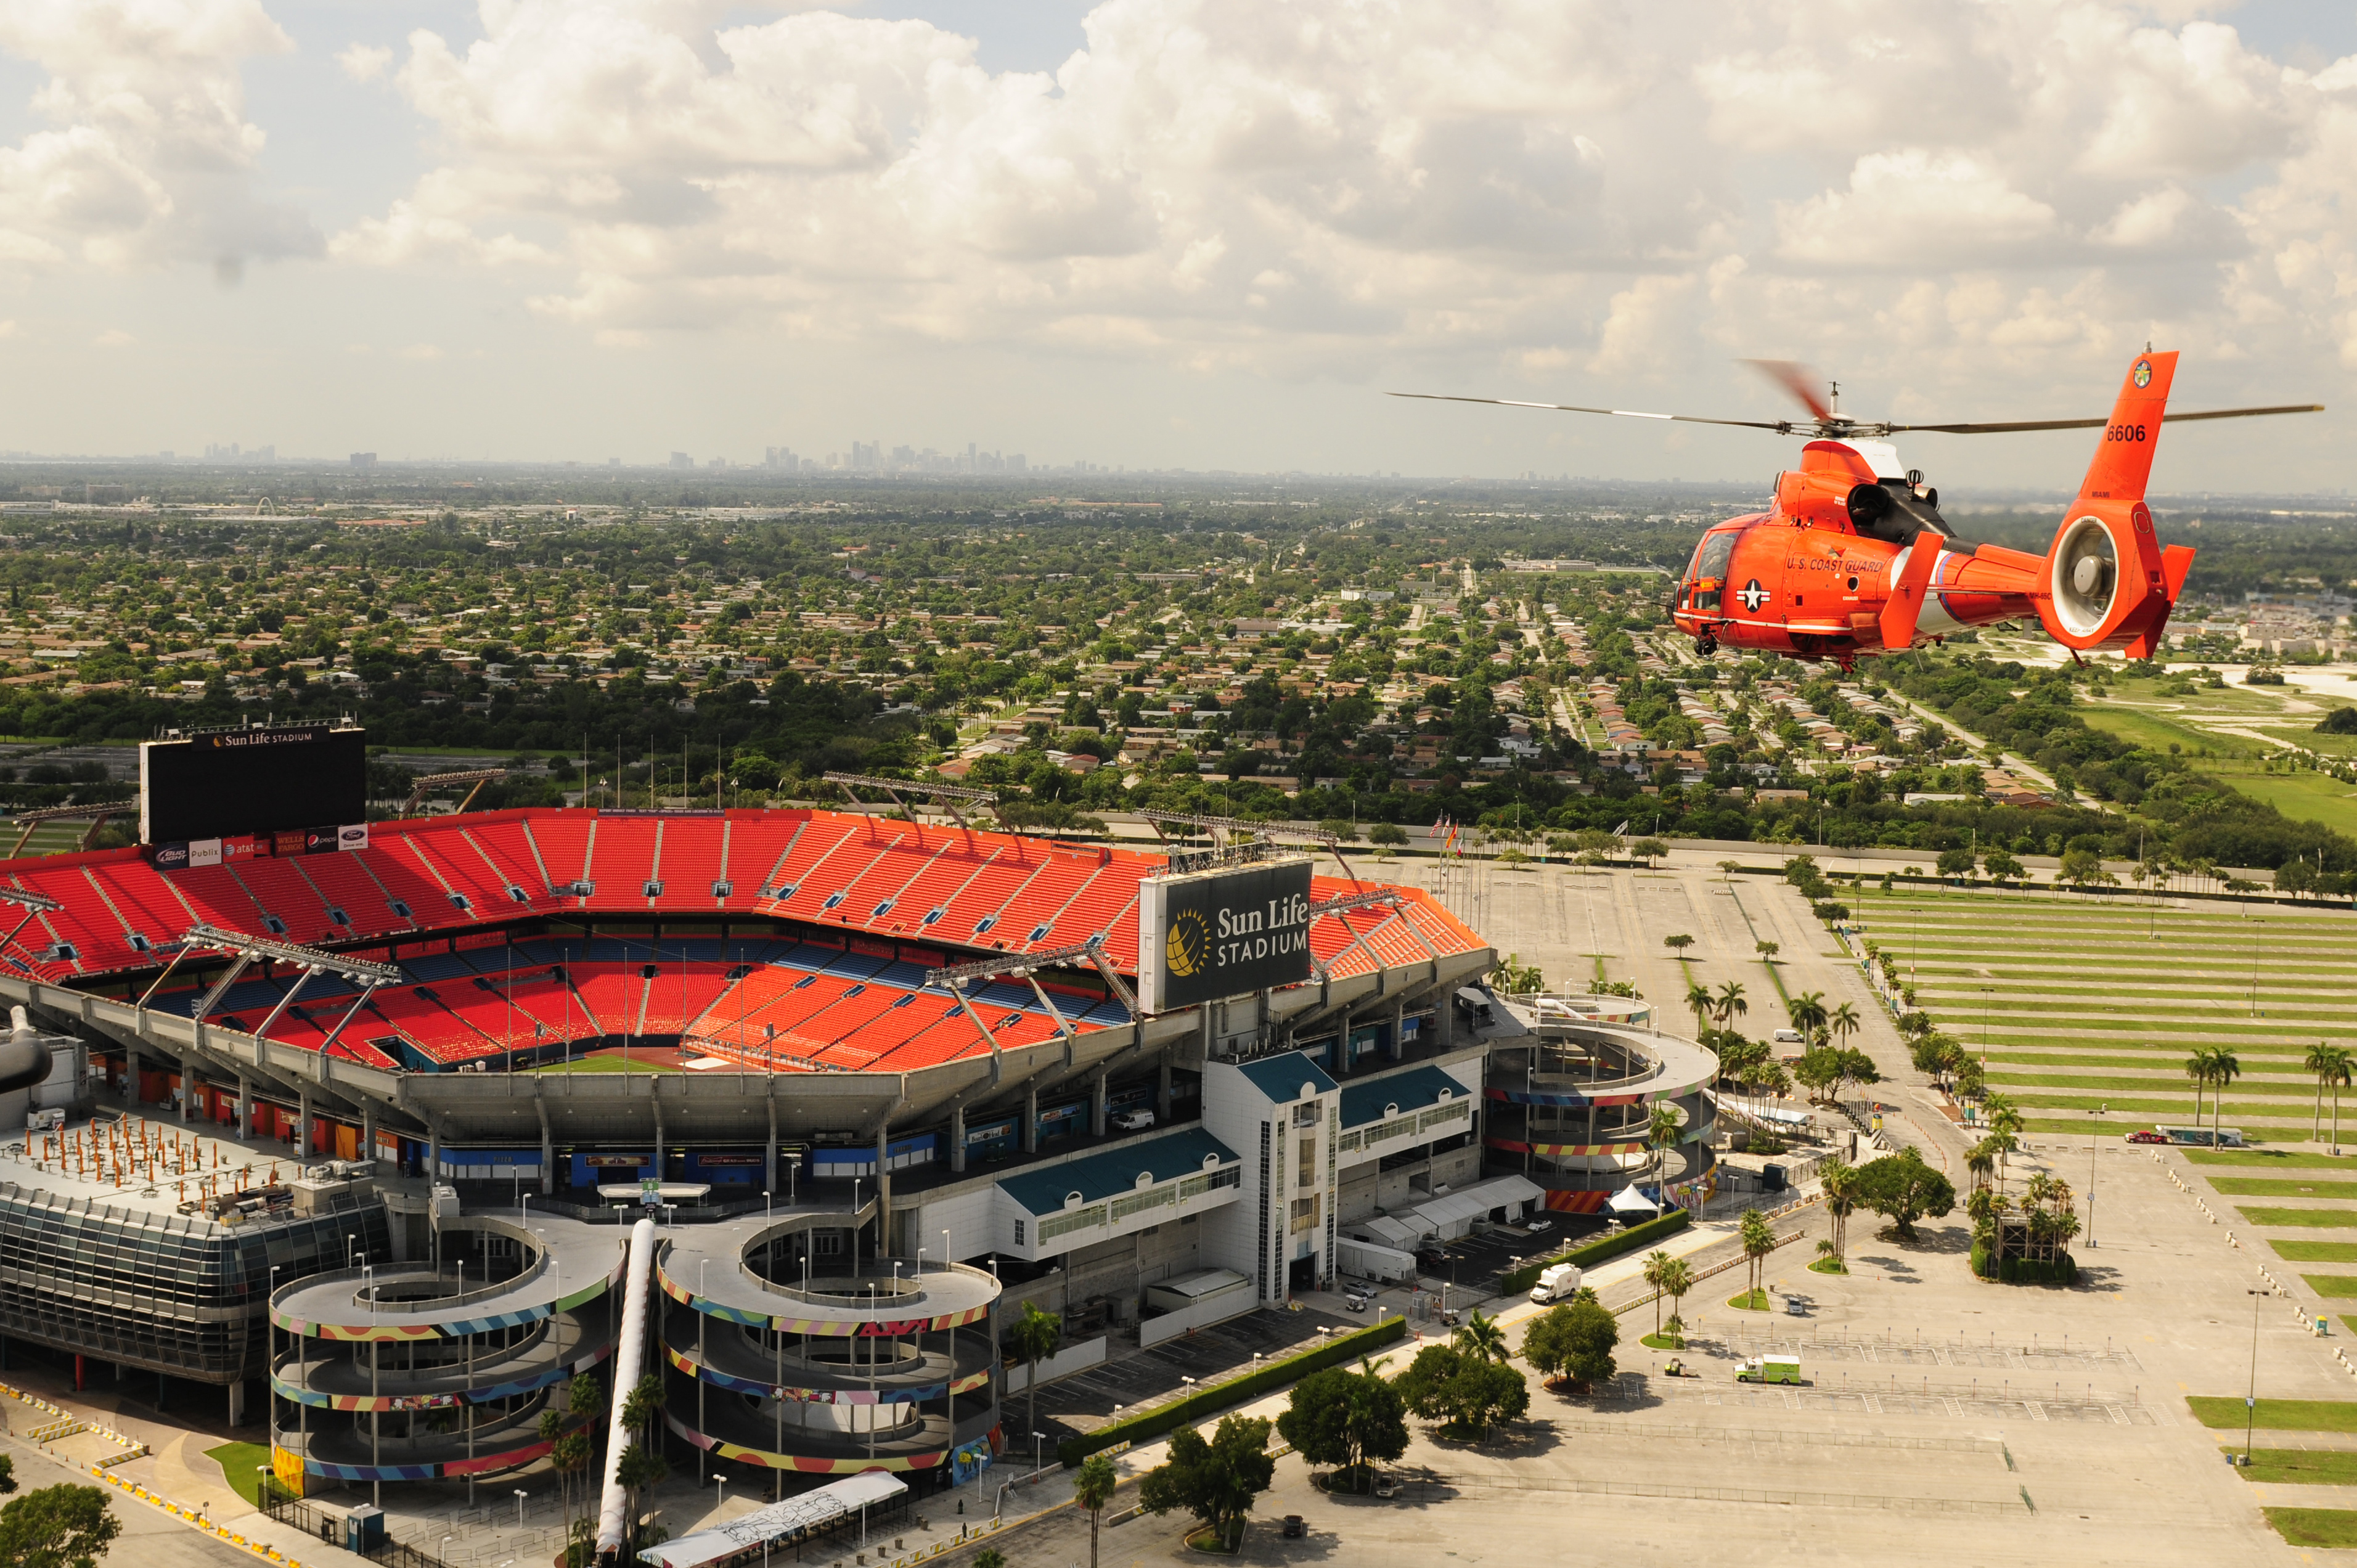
[2028,349,2192,655]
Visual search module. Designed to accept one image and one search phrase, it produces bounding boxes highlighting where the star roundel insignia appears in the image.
[1738,579,1769,612]
[2133,358,2152,389]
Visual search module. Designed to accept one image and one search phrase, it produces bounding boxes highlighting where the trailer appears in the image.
[1336,1236,1418,1285]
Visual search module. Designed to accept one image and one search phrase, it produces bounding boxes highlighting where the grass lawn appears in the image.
[2307,1276,2357,1297]
[1808,1256,1848,1275]
[2190,1150,2357,1169]
[2230,1449,2357,1485]
[2188,1397,2357,1432]
[2209,1179,2357,1198]
[206,1442,273,1509]
[528,1055,684,1074]
[2241,1207,2357,1228]
[2265,1508,2357,1549]
[2270,1240,2357,1262]
[1726,1289,1770,1311]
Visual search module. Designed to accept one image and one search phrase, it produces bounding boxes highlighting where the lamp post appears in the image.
[2087,1104,2103,1248]
[2246,1287,2267,1466]
[515,1489,529,1529]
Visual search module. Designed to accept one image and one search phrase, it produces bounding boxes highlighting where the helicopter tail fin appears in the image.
[2031,349,2186,653]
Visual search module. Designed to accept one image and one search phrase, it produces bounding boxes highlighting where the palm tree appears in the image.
[1828,1002,1860,1047]
[1074,1452,1119,1568]
[1646,1101,1685,1195]
[615,1443,669,1556]
[1011,1301,1063,1440]
[2185,1048,2214,1127]
[1788,990,1829,1045]
[1739,1207,1776,1305]
[1453,1308,1508,1363]
[1684,982,1715,1037]
[2210,1047,2242,1146]
[1714,980,1749,1032]
[1964,1137,2000,1196]
[2322,1047,2356,1156]
[1657,1255,1694,1342]
[1820,1156,1859,1268]
[1642,1249,1675,1340]
[2311,1042,2342,1145]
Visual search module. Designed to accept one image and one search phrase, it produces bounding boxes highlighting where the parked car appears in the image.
[1283,1516,1305,1539]
[1343,1289,1373,1312]
[1111,1108,1156,1132]
[2124,1129,2168,1145]
[1524,1216,1553,1233]
[1373,1474,1399,1499]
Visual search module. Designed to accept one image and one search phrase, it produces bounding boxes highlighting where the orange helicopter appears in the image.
[1395,353,2321,669]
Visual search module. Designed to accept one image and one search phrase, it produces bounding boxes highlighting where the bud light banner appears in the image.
[1137,856,1314,1013]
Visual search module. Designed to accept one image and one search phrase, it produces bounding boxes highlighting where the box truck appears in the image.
[1529,1262,1583,1304]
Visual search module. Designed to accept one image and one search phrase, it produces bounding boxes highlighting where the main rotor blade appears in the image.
[1386,392,1789,432]
[1742,359,1834,423]
[1887,404,2325,435]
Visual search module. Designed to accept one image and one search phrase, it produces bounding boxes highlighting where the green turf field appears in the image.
[2187,1397,2357,1432]
[1851,884,2357,1145]
[2189,1150,2357,1169]
[2207,1178,2357,1198]
[2231,1448,2357,1486]
[2242,1207,2357,1228]
[2270,1240,2357,1262]
[527,1055,684,1074]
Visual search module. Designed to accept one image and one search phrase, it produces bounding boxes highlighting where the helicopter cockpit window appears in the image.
[1687,530,1738,610]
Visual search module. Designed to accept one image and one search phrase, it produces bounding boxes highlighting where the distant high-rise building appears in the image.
[764,446,799,470]
[1009,454,1026,473]
[707,456,729,469]
[349,452,377,468]
[669,452,693,469]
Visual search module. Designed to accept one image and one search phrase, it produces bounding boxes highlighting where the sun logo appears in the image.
[1166,909,1208,978]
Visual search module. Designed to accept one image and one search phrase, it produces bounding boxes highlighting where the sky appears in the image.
[4,0,2357,495]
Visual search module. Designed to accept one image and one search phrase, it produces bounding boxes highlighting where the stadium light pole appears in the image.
[2245,1286,2266,1466]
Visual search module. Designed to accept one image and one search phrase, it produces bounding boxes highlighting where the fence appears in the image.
[260,1477,454,1568]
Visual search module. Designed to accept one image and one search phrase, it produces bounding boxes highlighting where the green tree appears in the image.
[1138,1415,1278,1551]
[1010,1300,1063,1440]
[1852,1146,1958,1241]
[1368,822,1408,846]
[1394,1344,1529,1440]
[1714,980,1748,1032]
[1656,1254,1694,1339]
[1787,990,1829,1043]
[1074,1453,1120,1568]
[1521,1298,1618,1390]
[1275,1360,1408,1492]
[1630,837,1667,867]
[1663,933,1694,957]
[1684,982,1715,1037]
[0,1484,120,1568]
[1828,1001,1860,1047]
[619,1372,663,1451]
[974,1550,1007,1568]
[1755,940,1779,962]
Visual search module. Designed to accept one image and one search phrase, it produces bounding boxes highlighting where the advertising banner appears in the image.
[1136,856,1314,1013]
[189,838,223,868]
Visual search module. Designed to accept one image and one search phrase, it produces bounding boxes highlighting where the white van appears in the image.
[1529,1262,1583,1304]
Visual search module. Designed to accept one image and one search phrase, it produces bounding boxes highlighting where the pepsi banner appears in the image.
[1136,856,1314,1013]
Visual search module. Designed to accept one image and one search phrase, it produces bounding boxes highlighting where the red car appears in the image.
[2124,1130,2170,1145]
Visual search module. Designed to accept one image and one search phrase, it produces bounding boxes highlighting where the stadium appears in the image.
[0,720,1717,1509]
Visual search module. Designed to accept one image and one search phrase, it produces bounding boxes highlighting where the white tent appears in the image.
[1607,1185,1662,1217]
[1402,1174,1544,1240]
[1352,1214,1424,1249]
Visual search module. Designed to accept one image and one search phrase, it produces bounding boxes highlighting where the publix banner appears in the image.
[1136,856,1314,1013]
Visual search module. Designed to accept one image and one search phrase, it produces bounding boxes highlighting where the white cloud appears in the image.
[337,43,393,83]
[0,0,318,272]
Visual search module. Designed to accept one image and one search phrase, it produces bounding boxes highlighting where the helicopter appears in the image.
[1394,352,2322,669]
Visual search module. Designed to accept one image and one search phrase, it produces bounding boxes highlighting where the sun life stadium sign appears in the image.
[1135,855,1315,1013]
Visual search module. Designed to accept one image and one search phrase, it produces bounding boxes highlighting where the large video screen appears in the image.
[1137,856,1315,1013]
[140,725,367,846]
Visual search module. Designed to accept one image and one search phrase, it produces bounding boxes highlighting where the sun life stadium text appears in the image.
[1214,893,1312,966]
